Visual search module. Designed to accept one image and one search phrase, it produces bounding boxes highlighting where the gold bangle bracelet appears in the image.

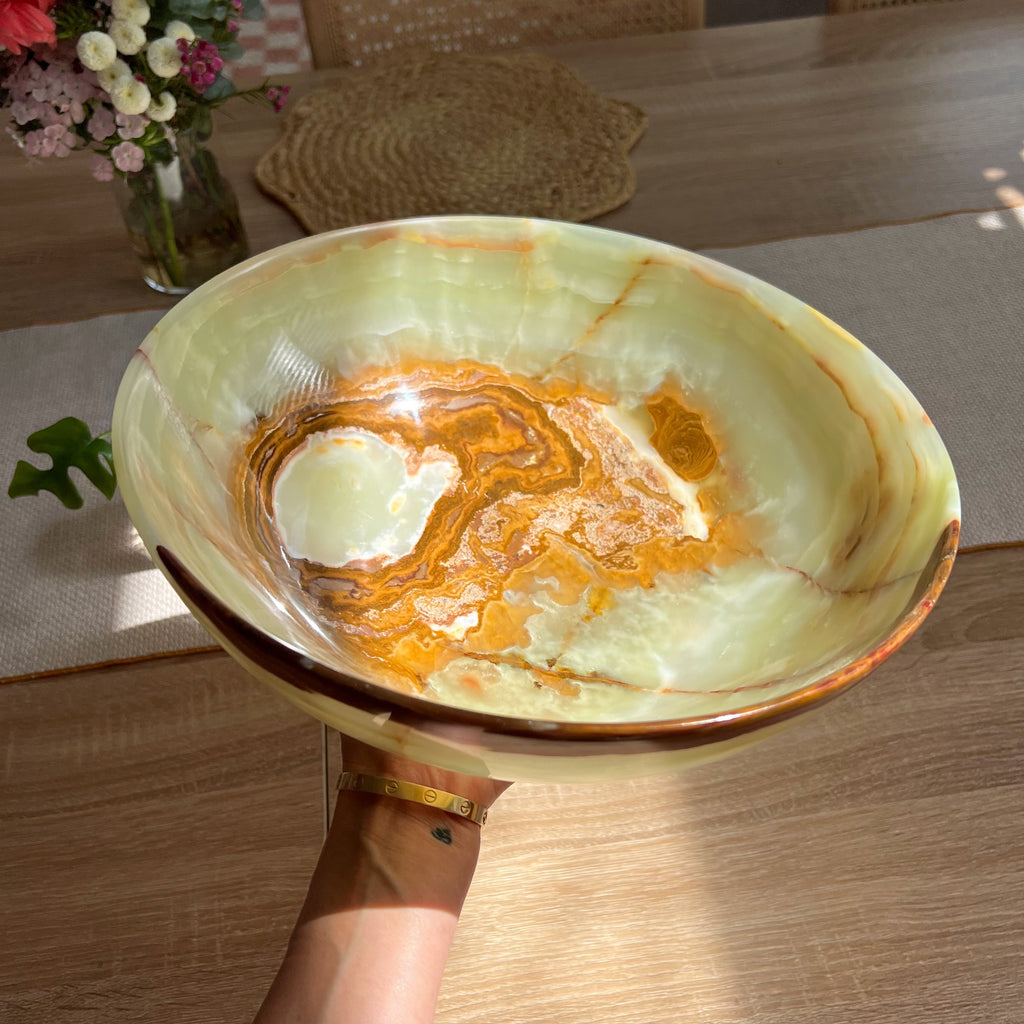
[336,771,489,825]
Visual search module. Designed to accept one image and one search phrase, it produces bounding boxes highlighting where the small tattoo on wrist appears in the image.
[431,825,453,845]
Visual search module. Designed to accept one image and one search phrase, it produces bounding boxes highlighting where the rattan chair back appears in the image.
[301,0,705,68]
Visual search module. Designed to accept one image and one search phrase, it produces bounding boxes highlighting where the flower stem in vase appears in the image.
[154,167,186,289]
[114,129,250,296]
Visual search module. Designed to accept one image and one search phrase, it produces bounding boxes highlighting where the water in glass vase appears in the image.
[115,129,250,295]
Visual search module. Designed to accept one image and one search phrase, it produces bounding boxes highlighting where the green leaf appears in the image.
[168,0,219,19]
[8,418,117,509]
[217,40,243,60]
[175,100,214,140]
[9,460,84,509]
[241,0,264,20]
[203,74,237,102]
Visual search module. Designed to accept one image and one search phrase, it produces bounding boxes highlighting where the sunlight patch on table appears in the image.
[976,211,1007,230]
[112,563,191,633]
[995,184,1024,228]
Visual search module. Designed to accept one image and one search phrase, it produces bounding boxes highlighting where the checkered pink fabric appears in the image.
[231,0,313,77]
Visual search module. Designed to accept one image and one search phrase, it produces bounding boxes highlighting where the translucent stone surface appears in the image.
[112,217,959,780]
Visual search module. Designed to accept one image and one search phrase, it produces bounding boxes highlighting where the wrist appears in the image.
[291,787,480,926]
[339,738,512,811]
[333,785,483,852]
[337,770,489,825]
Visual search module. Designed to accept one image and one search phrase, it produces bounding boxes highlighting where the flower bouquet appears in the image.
[1,0,290,292]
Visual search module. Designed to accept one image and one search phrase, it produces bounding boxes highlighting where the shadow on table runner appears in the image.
[2,211,1021,678]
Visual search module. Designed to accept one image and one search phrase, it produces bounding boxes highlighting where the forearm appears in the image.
[253,789,482,1024]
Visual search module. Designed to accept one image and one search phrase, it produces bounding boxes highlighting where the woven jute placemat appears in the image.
[255,52,647,232]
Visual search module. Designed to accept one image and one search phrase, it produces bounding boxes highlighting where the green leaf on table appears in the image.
[241,0,264,21]
[8,418,117,510]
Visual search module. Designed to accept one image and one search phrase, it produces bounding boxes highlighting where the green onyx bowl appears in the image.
[112,217,959,782]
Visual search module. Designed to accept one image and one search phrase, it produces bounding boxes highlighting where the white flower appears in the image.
[146,90,177,122]
[76,31,118,72]
[108,78,151,116]
[111,0,151,26]
[164,20,195,42]
[147,37,183,78]
[97,58,131,92]
[108,18,146,55]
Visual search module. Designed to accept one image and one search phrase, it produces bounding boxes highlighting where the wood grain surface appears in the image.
[2,0,1023,328]
[3,545,1022,1023]
[0,656,324,1023]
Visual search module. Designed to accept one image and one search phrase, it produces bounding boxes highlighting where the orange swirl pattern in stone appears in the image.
[237,359,740,697]
[646,386,719,482]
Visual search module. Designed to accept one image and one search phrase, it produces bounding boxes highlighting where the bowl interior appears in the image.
[113,217,959,734]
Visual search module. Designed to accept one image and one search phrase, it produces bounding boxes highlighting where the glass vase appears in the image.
[113,128,250,295]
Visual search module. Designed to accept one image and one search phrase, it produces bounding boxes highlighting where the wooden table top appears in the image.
[2,2,1022,1021]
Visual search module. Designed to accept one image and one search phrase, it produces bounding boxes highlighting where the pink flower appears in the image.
[87,106,116,140]
[38,103,70,127]
[43,121,74,156]
[9,97,45,124]
[4,49,104,149]
[64,71,101,104]
[22,122,74,157]
[111,140,144,172]
[58,96,86,124]
[22,127,48,156]
[178,38,224,94]
[266,85,290,114]
[0,0,56,56]
[115,112,147,139]
[89,153,114,181]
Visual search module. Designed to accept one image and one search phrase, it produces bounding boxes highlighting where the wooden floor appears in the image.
[2,545,1022,1023]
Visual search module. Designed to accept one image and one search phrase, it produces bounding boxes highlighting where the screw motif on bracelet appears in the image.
[336,771,489,825]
